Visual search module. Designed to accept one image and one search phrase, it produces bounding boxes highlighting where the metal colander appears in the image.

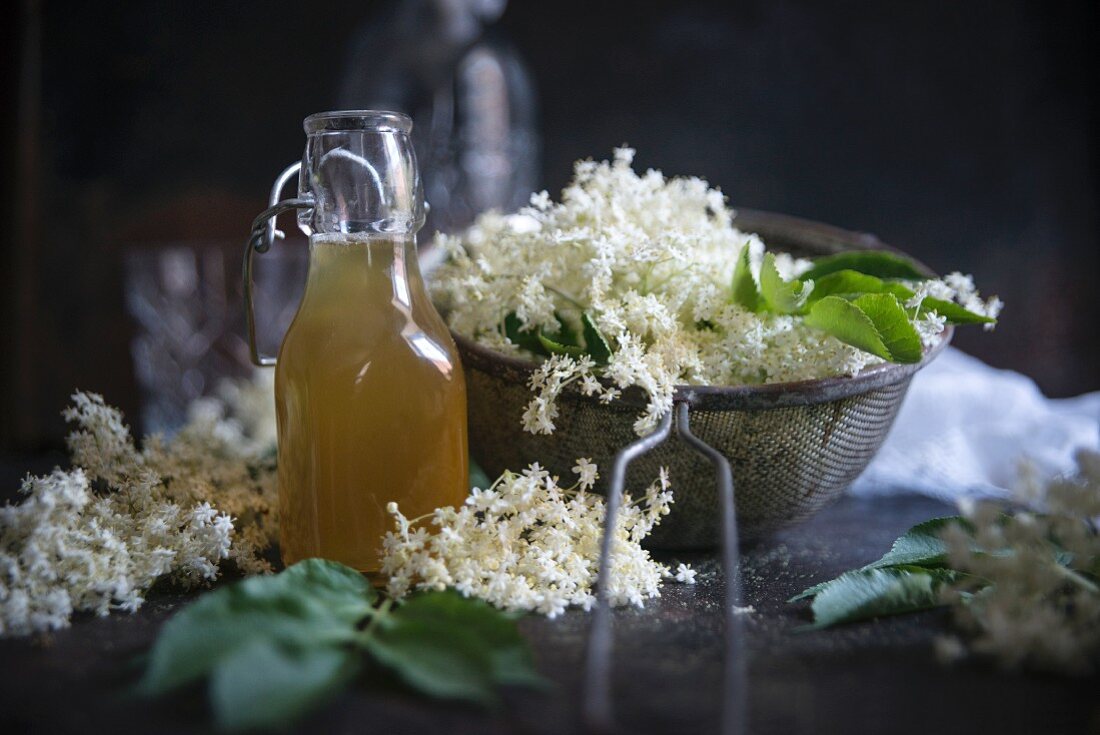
[455,209,951,548]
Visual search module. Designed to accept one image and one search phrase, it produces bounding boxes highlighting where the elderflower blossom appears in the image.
[572,458,599,490]
[431,148,1001,435]
[380,460,683,617]
[0,468,234,637]
[674,563,697,584]
[0,374,278,637]
[937,449,1100,674]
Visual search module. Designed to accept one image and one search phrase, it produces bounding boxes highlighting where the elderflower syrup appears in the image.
[246,111,468,573]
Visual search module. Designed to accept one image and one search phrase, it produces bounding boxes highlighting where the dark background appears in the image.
[3,0,1097,450]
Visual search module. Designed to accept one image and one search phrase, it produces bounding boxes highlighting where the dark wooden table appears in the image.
[0,456,1096,734]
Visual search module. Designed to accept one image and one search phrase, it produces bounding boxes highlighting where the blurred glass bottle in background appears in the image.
[339,0,539,236]
[124,242,305,434]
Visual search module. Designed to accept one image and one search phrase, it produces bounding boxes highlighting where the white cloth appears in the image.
[850,348,1100,500]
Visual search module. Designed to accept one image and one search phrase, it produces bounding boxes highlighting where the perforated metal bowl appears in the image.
[454,210,951,548]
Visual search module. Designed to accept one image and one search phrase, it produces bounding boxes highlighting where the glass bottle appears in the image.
[244,110,468,573]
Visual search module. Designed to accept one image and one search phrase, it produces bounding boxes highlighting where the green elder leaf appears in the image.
[759,252,814,314]
[804,296,888,358]
[365,618,498,707]
[800,250,927,282]
[808,269,908,301]
[787,579,832,604]
[917,296,996,326]
[277,557,378,612]
[790,516,968,603]
[806,567,956,629]
[730,243,761,311]
[537,332,585,357]
[503,312,549,356]
[210,639,359,732]
[142,567,544,730]
[507,311,601,359]
[791,516,983,603]
[810,270,994,326]
[865,516,970,570]
[551,312,580,346]
[581,312,612,365]
[469,457,492,490]
[392,590,546,689]
[140,559,373,695]
[850,293,923,362]
[538,313,584,357]
[365,590,546,705]
[804,294,922,363]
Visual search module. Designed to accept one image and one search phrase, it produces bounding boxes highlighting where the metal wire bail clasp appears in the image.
[244,161,311,367]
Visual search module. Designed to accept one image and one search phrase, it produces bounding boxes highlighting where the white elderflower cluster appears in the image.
[0,374,278,637]
[431,148,998,434]
[0,469,232,637]
[380,460,686,617]
[938,449,1100,674]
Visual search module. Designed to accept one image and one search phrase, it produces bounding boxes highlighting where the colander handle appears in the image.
[674,402,747,735]
[582,402,747,735]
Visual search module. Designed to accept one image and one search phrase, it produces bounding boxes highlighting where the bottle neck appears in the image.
[305,234,429,307]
